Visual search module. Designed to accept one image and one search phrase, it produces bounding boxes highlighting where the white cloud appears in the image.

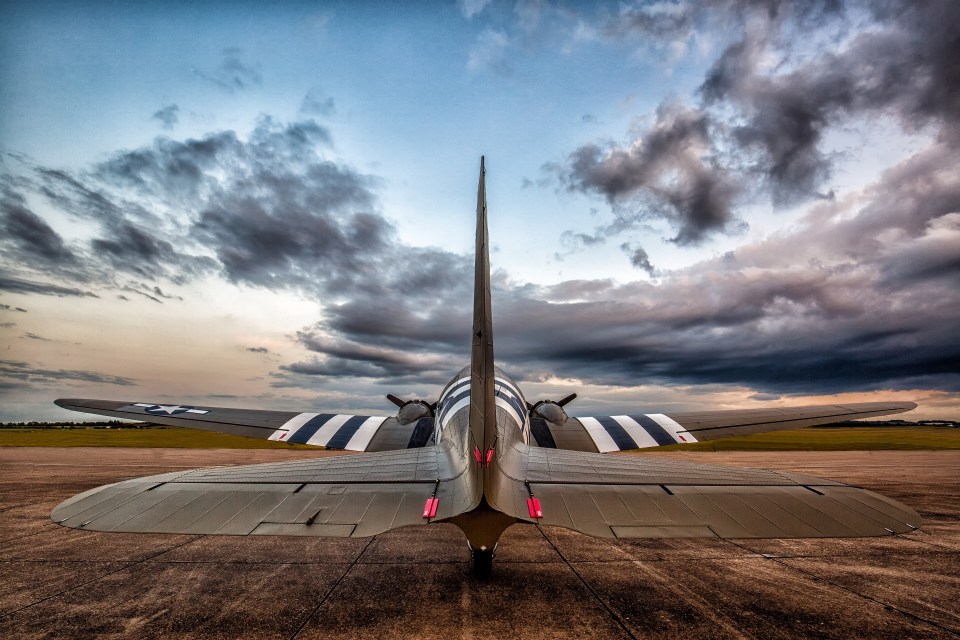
[467,29,511,75]
[458,0,492,19]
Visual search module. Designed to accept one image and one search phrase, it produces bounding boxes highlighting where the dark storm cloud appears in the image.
[285,333,462,385]
[120,286,162,304]
[91,223,183,279]
[619,243,655,276]
[494,139,960,395]
[2,114,482,386]
[0,276,97,298]
[697,0,960,204]
[3,118,356,296]
[0,359,136,386]
[550,102,742,245]
[490,274,958,396]
[26,162,213,284]
[0,304,27,312]
[246,347,269,354]
[93,130,242,201]
[194,48,262,93]
[192,162,382,293]
[2,116,473,366]
[1,186,77,265]
[151,104,179,130]
[552,0,960,245]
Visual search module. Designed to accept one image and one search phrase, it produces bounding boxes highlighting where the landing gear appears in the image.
[472,548,493,578]
[450,500,513,578]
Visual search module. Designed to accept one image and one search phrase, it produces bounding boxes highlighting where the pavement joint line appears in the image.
[535,525,639,640]
[287,535,376,640]
[0,527,60,545]
[921,512,960,521]
[0,503,42,514]
[726,539,960,638]
[0,535,202,622]
[899,532,958,551]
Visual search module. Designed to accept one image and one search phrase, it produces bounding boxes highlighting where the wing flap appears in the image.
[543,402,917,452]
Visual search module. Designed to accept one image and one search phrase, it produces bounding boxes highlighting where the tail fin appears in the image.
[469,157,496,453]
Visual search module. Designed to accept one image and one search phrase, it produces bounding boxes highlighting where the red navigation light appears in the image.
[473,447,482,464]
[526,497,542,519]
[485,448,494,465]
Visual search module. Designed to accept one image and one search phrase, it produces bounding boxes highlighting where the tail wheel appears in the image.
[472,548,493,578]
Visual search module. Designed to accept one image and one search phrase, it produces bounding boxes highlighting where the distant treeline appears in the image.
[0,420,152,429]
[813,419,959,428]
[2,418,957,429]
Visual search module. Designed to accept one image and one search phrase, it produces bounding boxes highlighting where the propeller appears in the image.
[386,394,437,425]
[528,393,577,424]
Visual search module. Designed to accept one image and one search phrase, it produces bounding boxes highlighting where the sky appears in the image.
[1,0,958,422]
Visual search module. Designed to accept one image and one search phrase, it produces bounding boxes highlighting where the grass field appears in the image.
[0,425,958,450]
[0,427,317,449]
[653,426,960,451]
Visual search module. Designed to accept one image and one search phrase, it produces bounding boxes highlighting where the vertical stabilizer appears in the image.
[469,157,496,454]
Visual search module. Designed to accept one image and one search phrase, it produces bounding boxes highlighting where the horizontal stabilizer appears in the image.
[52,444,474,536]
[498,447,919,539]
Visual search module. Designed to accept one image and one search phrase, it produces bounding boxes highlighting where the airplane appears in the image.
[52,157,919,578]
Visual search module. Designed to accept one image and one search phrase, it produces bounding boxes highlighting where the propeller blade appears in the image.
[556,393,577,407]
[386,394,406,408]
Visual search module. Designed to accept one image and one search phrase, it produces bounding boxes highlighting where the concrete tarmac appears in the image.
[0,447,957,639]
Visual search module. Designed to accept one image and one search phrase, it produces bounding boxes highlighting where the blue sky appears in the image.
[2,0,958,421]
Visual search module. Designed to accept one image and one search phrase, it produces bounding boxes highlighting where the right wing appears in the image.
[494,445,919,539]
[55,398,434,452]
[532,401,917,452]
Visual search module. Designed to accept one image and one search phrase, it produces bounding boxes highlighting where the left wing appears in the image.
[52,443,474,536]
[531,401,917,452]
[55,399,434,452]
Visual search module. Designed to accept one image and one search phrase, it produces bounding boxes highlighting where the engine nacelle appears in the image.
[397,400,434,425]
[527,392,576,425]
[387,394,436,425]
[529,400,568,424]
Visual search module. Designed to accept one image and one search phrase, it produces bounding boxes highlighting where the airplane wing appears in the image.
[531,401,918,452]
[495,446,919,538]
[54,399,434,452]
[51,442,476,536]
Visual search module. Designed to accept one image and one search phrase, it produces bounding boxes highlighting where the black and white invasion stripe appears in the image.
[268,414,388,451]
[578,414,697,452]
[434,375,529,441]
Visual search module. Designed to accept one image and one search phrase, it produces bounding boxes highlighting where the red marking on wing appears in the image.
[423,497,439,519]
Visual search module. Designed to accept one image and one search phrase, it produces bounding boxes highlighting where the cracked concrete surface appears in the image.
[1,448,957,639]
